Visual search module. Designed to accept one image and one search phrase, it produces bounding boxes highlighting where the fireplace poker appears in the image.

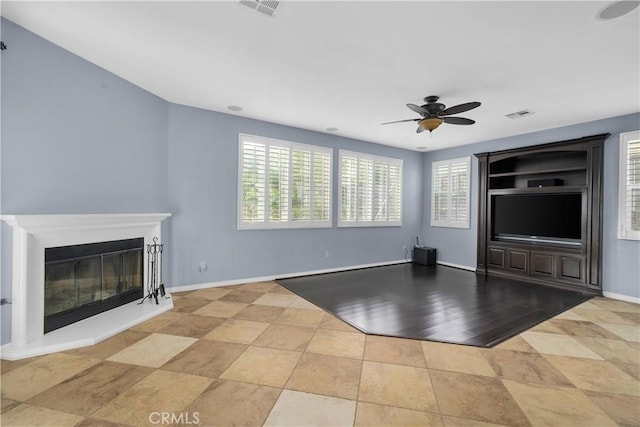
[151,239,159,304]
[158,242,166,298]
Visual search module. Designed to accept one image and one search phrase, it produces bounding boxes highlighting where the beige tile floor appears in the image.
[1,281,639,426]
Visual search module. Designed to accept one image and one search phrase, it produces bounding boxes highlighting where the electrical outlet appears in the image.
[402,245,407,251]
[324,251,329,259]
[199,261,207,272]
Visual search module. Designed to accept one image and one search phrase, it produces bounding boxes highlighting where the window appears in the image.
[619,130,640,240]
[338,150,402,227]
[238,134,332,229]
[431,156,471,228]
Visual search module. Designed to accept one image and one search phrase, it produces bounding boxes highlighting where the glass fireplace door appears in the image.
[44,239,144,333]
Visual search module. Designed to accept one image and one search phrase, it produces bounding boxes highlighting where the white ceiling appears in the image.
[2,1,639,151]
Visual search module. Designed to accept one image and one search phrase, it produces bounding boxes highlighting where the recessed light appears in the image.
[597,1,640,20]
[326,127,339,132]
[227,105,243,112]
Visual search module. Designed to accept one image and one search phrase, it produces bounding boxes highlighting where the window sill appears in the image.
[337,221,402,228]
[238,222,332,231]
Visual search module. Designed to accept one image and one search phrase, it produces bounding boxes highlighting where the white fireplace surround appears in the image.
[1,213,172,360]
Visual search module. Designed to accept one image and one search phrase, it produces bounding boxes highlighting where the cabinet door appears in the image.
[531,252,554,277]
[488,247,505,269]
[507,249,529,274]
[557,255,586,284]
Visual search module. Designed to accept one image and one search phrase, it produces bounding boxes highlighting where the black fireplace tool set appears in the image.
[139,237,167,305]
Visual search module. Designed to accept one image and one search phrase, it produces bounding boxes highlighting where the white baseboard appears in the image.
[602,291,640,304]
[165,259,409,293]
[162,262,640,307]
[436,260,476,272]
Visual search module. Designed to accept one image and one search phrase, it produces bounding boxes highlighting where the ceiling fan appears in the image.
[382,95,481,134]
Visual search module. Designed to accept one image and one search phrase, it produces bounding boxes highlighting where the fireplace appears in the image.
[1,213,172,360]
[45,238,144,333]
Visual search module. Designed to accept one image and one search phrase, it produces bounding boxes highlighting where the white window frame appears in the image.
[431,156,471,229]
[237,133,332,230]
[338,150,403,227]
[618,130,640,240]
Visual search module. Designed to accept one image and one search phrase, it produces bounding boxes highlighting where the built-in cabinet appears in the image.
[486,246,587,286]
[475,134,609,295]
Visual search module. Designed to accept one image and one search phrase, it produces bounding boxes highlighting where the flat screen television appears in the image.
[491,192,582,246]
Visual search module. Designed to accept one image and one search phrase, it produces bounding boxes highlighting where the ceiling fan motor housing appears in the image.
[423,102,445,116]
[422,95,445,116]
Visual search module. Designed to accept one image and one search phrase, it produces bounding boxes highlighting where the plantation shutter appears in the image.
[431,157,470,228]
[357,158,374,222]
[388,163,402,222]
[373,162,389,221]
[432,163,450,224]
[340,155,358,222]
[620,133,640,239]
[450,159,470,224]
[241,142,266,223]
[291,149,311,221]
[268,146,289,222]
[339,150,402,226]
[312,152,331,221]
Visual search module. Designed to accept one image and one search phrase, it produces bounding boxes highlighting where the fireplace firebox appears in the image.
[44,238,144,333]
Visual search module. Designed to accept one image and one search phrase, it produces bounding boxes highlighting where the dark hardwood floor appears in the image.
[276,263,592,347]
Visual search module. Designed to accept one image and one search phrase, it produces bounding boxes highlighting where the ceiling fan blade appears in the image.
[407,103,428,115]
[440,101,481,116]
[381,118,420,125]
[442,116,476,125]
[416,126,425,133]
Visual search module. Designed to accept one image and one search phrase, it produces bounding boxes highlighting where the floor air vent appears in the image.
[239,0,279,16]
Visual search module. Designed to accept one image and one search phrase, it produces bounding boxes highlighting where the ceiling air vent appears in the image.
[505,110,535,119]
[239,0,279,16]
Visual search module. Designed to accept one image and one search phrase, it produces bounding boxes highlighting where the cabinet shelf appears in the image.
[489,150,588,177]
[489,186,586,195]
[489,166,586,178]
[489,166,587,190]
[488,239,583,253]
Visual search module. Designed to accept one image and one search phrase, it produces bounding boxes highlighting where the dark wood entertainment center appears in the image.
[475,133,610,295]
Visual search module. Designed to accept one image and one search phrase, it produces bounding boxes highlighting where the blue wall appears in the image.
[167,104,423,286]
[0,19,169,214]
[0,19,423,344]
[422,113,640,298]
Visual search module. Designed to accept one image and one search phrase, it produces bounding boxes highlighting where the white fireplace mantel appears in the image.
[1,213,173,360]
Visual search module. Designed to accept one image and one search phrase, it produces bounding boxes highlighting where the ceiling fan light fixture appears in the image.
[419,118,443,133]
